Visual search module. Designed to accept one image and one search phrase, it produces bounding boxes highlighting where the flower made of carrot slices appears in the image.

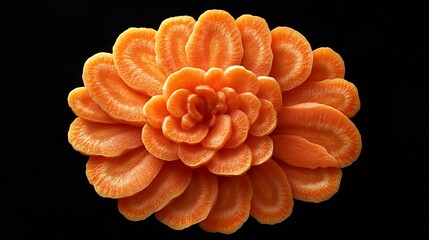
[67,9,362,234]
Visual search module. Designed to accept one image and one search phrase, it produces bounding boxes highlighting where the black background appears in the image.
[2,0,427,239]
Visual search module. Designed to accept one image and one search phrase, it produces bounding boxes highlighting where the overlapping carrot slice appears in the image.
[278,162,343,203]
[112,27,166,96]
[199,175,253,234]
[269,26,313,91]
[238,93,262,124]
[86,147,164,198]
[201,114,232,150]
[305,47,345,82]
[256,76,283,111]
[67,87,117,124]
[275,103,362,167]
[223,109,250,148]
[162,116,209,144]
[82,52,149,126]
[178,143,216,167]
[118,160,192,221]
[282,78,361,117]
[162,67,206,98]
[186,9,243,71]
[236,14,273,76]
[248,159,293,224]
[206,143,252,176]
[223,66,260,95]
[249,99,277,137]
[155,16,196,75]
[142,124,179,161]
[245,134,273,165]
[155,167,218,230]
[143,95,169,128]
[68,117,143,157]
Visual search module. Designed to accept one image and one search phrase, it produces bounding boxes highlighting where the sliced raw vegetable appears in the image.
[223,66,260,95]
[162,116,209,144]
[238,93,262,124]
[206,143,252,176]
[249,99,277,137]
[305,47,345,82]
[178,143,216,167]
[256,76,283,111]
[142,124,179,161]
[223,109,250,149]
[245,134,273,165]
[143,95,169,129]
[201,114,232,150]
[162,67,206,98]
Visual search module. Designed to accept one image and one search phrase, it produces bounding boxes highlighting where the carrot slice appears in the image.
[143,95,169,129]
[112,27,166,96]
[269,26,313,91]
[248,159,293,224]
[203,67,225,92]
[162,116,209,144]
[220,87,239,112]
[142,124,179,161]
[305,47,345,82]
[223,66,260,95]
[166,88,191,118]
[278,162,342,203]
[249,99,277,137]
[275,103,362,167]
[256,76,283,111]
[86,146,164,198]
[236,14,273,76]
[223,109,250,148]
[82,52,149,126]
[68,117,143,157]
[155,16,196,75]
[162,67,206,98]
[178,143,216,167]
[155,167,218,230]
[186,9,243,71]
[282,78,361,117]
[272,134,338,168]
[206,143,252,176]
[199,174,253,234]
[201,114,232,150]
[238,92,262,124]
[118,160,192,221]
[245,134,273,165]
[68,87,117,124]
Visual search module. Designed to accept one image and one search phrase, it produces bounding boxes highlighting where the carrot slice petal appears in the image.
[269,27,313,91]
[256,76,283,111]
[275,103,362,167]
[118,160,192,221]
[223,66,260,95]
[86,147,164,198]
[245,134,273,165]
[236,14,273,76]
[155,167,218,230]
[178,143,216,167]
[224,109,250,148]
[143,95,169,129]
[112,27,166,96]
[282,78,361,118]
[68,87,117,124]
[142,124,179,161]
[186,9,243,71]
[82,52,149,126]
[166,88,191,118]
[162,67,206,98]
[155,16,196,75]
[248,159,293,224]
[206,143,252,176]
[199,174,253,234]
[278,162,342,203]
[68,117,143,157]
[238,93,262,124]
[162,116,209,144]
[249,99,277,137]
[305,47,345,82]
[272,134,338,168]
[201,114,232,150]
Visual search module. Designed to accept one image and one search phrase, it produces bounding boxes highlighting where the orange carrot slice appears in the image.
[155,16,196,75]
[223,66,260,95]
[162,67,206,98]
[178,143,216,167]
[86,146,164,198]
[203,67,225,92]
[275,103,362,167]
[155,167,218,230]
[245,134,273,165]
[206,143,252,176]
[201,114,232,150]
[282,78,361,117]
[256,76,283,111]
[305,47,345,82]
[112,27,166,96]
[68,87,117,124]
[236,14,273,76]
[278,162,342,203]
[249,99,277,137]
[166,88,191,118]
[118,160,192,221]
[82,52,149,126]
[199,174,253,234]
[248,159,293,224]
[162,116,209,144]
[272,134,338,168]
[185,9,243,71]
[142,124,179,161]
[238,93,262,124]
[220,87,239,112]
[143,95,169,129]
[68,117,143,157]
[224,109,250,149]
[269,26,313,91]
